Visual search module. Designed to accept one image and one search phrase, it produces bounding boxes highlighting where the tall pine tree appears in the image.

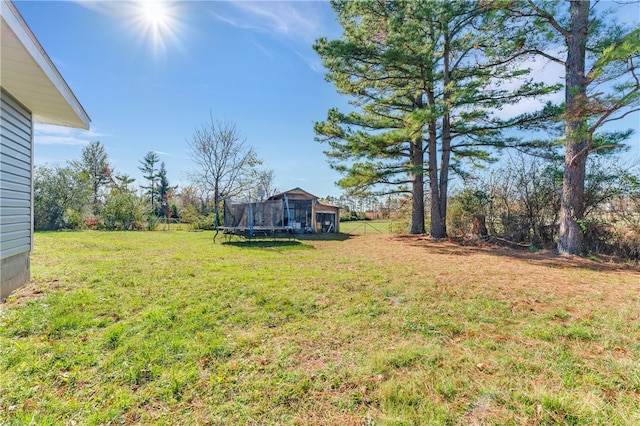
[157,161,176,217]
[314,0,558,236]
[71,141,111,215]
[139,151,160,214]
[507,0,640,254]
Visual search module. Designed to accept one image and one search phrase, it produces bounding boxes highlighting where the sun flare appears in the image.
[125,0,181,56]
[142,1,168,27]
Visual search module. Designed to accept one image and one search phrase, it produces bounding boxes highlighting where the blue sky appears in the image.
[14,1,640,199]
[17,0,349,198]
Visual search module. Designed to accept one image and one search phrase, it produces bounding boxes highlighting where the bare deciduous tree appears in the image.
[187,116,260,205]
[249,168,278,200]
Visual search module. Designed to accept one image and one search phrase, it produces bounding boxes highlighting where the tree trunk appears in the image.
[432,112,451,239]
[471,214,488,240]
[558,0,590,256]
[411,174,425,234]
[427,105,445,238]
[424,83,446,238]
[409,94,426,234]
[430,32,452,239]
[410,139,426,234]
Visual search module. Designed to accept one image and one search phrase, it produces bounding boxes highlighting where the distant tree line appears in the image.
[34,141,169,231]
[34,119,278,232]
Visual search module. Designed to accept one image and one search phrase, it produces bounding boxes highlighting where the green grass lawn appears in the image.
[339,220,391,235]
[1,230,639,425]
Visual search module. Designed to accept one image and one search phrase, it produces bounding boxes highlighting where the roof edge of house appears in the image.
[1,0,90,129]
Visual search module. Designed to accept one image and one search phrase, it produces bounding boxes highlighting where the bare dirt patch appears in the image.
[3,278,61,307]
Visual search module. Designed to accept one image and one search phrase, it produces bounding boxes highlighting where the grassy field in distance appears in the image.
[1,229,639,424]
[339,220,391,235]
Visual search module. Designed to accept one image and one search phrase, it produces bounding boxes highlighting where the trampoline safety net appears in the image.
[224,199,286,229]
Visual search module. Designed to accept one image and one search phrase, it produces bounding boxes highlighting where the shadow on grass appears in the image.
[295,232,351,242]
[221,240,314,250]
[219,232,352,248]
[218,232,351,245]
[395,234,640,274]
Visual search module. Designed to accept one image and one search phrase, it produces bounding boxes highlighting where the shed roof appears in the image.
[1,0,90,129]
[269,187,320,201]
[316,202,340,212]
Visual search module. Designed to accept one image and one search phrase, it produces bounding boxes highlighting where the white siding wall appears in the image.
[1,88,33,260]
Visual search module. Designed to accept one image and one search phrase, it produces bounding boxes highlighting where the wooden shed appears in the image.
[268,188,340,233]
[1,0,90,300]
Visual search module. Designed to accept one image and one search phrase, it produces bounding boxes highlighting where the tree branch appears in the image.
[525,0,570,37]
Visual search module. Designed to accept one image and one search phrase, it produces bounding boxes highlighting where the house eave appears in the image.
[1,0,90,129]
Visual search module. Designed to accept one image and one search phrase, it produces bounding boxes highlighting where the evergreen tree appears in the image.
[138,151,160,214]
[71,141,111,215]
[157,161,176,217]
[314,0,558,236]
[112,173,136,194]
[507,0,640,254]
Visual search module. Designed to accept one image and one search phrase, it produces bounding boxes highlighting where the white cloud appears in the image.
[491,54,565,120]
[208,1,333,73]
[70,0,122,17]
[248,39,275,60]
[209,2,326,44]
[154,150,177,157]
[290,46,326,73]
[34,123,107,146]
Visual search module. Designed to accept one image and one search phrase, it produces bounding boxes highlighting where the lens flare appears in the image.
[125,0,182,57]
[142,1,168,27]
